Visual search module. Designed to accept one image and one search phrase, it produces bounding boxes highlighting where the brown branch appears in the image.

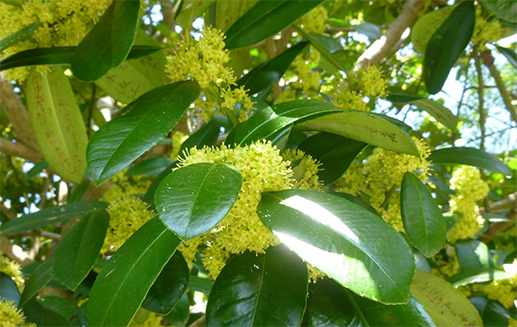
[189,315,206,327]
[1,202,17,220]
[0,137,43,163]
[354,0,425,70]
[0,77,40,152]
[474,49,487,151]
[0,236,34,266]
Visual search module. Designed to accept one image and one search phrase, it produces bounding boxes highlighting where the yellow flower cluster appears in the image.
[300,5,328,34]
[168,27,254,122]
[101,169,152,203]
[0,251,24,289]
[129,308,164,326]
[177,141,321,278]
[447,166,489,243]
[0,0,111,81]
[336,138,431,231]
[279,49,323,102]
[0,301,35,327]
[102,197,155,253]
[431,246,461,279]
[170,131,188,160]
[283,149,322,190]
[473,260,517,309]
[472,14,502,51]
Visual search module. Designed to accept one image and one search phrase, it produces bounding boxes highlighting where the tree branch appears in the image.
[0,137,43,163]
[354,0,425,70]
[0,236,34,266]
[1,202,17,220]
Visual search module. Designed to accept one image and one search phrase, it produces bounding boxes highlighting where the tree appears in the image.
[0,0,516,326]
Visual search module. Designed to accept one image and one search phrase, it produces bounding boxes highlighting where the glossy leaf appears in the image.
[87,80,200,185]
[26,66,88,183]
[19,258,54,306]
[424,1,475,94]
[54,209,109,290]
[127,157,174,177]
[330,192,379,216]
[0,201,108,236]
[411,5,457,53]
[206,245,308,326]
[156,163,242,241]
[470,296,511,327]
[411,270,482,327]
[447,268,510,287]
[142,251,189,315]
[308,278,435,327]
[188,276,213,294]
[294,111,420,156]
[480,0,517,23]
[23,298,70,327]
[224,0,324,50]
[410,99,458,130]
[428,147,512,175]
[143,161,177,206]
[353,22,381,40]
[236,41,309,95]
[0,45,160,71]
[257,190,415,304]
[164,294,190,327]
[496,45,517,70]
[401,172,447,257]
[292,25,345,72]
[72,0,140,81]
[0,22,40,51]
[0,271,20,307]
[455,240,494,272]
[87,217,181,327]
[177,119,223,159]
[298,133,366,185]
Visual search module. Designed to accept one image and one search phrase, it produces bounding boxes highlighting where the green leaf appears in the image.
[26,66,88,183]
[68,180,91,203]
[401,172,447,257]
[0,271,20,307]
[142,251,189,315]
[19,258,54,306]
[164,294,190,327]
[428,147,512,175]
[480,0,517,23]
[177,119,223,159]
[39,296,77,321]
[411,5,457,54]
[23,298,70,327]
[236,41,309,95]
[424,1,475,94]
[470,296,511,327]
[0,22,40,51]
[257,190,415,304]
[298,133,366,185]
[293,111,420,156]
[411,270,483,327]
[95,30,166,104]
[410,99,458,130]
[87,217,181,327]
[455,240,494,272]
[353,22,381,40]
[308,278,436,327]
[224,0,325,50]
[496,45,517,70]
[25,160,48,181]
[72,0,140,81]
[206,245,308,326]
[127,157,174,177]
[330,192,380,216]
[447,268,510,288]
[386,93,425,103]
[54,209,109,290]
[0,201,108,236]
[0,45,159,72]
[292,25,346,72]
[143,162,177,206]
[188,276,213,294]
[87,80,200,185]
[156,163,242,241]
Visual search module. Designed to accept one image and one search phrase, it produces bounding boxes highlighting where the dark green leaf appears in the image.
[292,25,346,72]
[411,270,482,327]
[298,133,366,185]
[224,0,325,50]
[447,268,510,287]
[177,119,222,159]
[87,217,181,327]
[353,22,381,39]
[87,81,200,185]
[127,157,174,177]
[386,93,425,103]
[293,110,420,156]
[496,45,517,70]
[142,251,189,315]
[68,180,91,203]
[480,0,517,23]
[54,209,110,290]
[470,296,510,327]
[23,298,70,326]
[71,301,88,327]
[206,245,308,326]
[0,45,159,71]
[0,271,20,307]
[401,172,447,257]
[24,160,48,181]
[72,0,140,81]
[164,294,190,327]
[0,22,40,50]
[455,240,494,272]
[0,201,108,236]
[156,163,242,241]
[427,175,454,194]
[428,147,512,175]
[143,162,177,206]
[308,278,436,327]
[39,296,77,320]
[257,190,415,304]
[19,258,54,306]
[330,192,379,216]
[188,276,213,294]
[236,41,308,95]
[424,1,475,94]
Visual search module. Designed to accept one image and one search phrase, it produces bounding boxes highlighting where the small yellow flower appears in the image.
[0,251,24,290]
[0,300,35,327]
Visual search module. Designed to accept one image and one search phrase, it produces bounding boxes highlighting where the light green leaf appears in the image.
[26,66,88,183]
[410,99,458,130]
[353,22,381,40]
[447,268,510,287]
[0,22,40,51]
[411,5,457,53]
[480,0,517,23]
